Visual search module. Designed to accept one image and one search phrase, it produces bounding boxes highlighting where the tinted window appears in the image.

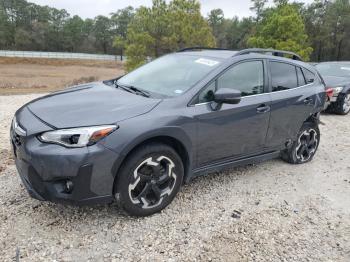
[198,81,215,103]
[217,61,264,96]
[296,67,306,86]
[270,62,298,92]
[302,68,315,84]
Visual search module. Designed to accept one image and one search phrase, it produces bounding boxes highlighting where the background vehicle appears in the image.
[11,48,326,216]
[316,62,350,115]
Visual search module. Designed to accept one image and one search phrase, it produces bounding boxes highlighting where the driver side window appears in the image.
[218,61,264,96]
[197,60,264,103]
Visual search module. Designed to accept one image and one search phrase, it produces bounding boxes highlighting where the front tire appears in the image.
[281,122,320,164]
[115,143,184,217]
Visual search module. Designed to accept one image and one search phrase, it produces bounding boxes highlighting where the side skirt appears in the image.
[187,150,281,182]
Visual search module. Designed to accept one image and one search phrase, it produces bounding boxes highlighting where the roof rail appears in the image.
[177,47,229,52]
[234,48,302,61]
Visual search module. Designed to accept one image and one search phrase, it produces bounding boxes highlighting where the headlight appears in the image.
[333,86,344,94]
[39,125,117,148]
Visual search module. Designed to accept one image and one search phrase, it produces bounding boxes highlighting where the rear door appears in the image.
[266,61,317,149]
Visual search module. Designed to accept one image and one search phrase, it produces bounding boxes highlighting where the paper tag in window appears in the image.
[195,58,219,67]
[341,67,350,71]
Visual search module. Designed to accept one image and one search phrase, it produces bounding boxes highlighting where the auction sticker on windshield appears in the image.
[195,58,220,67]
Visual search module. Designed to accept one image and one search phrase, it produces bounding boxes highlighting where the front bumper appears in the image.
[11,107,120,206]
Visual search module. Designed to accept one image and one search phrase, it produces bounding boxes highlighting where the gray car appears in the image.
[11,48,326,216]
[315,62,350,115]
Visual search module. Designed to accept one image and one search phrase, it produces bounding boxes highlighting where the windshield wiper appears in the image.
[114,81,150,98]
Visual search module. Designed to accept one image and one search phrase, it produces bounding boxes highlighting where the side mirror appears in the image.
[214,88,241,104]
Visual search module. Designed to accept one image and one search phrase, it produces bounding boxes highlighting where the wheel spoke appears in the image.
[128,155,177,209]
[157,173,170,185]
[305,134,311,144]
[151,165,162,176]
[151,184,162,201]
[139,172,152,182]
[137,183,152,200]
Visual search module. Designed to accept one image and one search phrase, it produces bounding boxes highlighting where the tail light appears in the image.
[326,88,334,98]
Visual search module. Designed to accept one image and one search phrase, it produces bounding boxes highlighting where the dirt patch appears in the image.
[0,57,124,95]
[0,149,14,173]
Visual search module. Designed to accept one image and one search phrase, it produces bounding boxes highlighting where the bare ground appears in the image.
[0,57,124,95]
[0,94,349,261]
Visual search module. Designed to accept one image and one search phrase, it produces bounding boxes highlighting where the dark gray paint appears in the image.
[12,52,326,205]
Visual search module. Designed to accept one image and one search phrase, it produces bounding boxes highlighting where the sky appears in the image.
[28,0,315,19]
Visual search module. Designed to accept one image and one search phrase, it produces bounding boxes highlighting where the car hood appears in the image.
[26,82,161,129]
[322,76,350,87]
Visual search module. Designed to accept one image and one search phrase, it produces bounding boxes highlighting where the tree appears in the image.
[250,0,268,22]
[208,9,227,47]
[124,0,215,71]
[111,6,135,59]
[63,15,85,52]
[93,15,113,54]
[248,3,313,60]
[225,17,255,50]
[302,0,350,61]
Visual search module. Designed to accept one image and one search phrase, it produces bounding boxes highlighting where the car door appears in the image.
[191,60,272,167]
[265,61,318,149]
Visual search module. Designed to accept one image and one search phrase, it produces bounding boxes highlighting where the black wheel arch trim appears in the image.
[110,127,193,193]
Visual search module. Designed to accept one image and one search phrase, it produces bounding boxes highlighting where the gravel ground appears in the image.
[0,94,350,261]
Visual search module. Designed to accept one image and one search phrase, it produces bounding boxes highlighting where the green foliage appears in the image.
[250,0,268,22]
[0,0,121,54]
[303,0,350,61]
[124,0,215,71]
[208,9,227,47]
[111,6,135,59]
[248,3,313,61]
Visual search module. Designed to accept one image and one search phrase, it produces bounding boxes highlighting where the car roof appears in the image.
[178,50,238,59]
[176,47,303,62]
[176,50,314,71]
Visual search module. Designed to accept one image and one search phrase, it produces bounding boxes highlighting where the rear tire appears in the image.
[115,143,184,217]
[281,122,320,164]
[333,92,350,115]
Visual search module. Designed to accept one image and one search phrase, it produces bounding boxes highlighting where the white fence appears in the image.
[0,50,124,61]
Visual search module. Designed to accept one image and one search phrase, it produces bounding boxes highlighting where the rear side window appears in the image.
[270,62,298,92]
[302,68,316,84]
[296,67,306,86]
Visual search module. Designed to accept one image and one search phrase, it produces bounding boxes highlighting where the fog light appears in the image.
[65,180,74,193]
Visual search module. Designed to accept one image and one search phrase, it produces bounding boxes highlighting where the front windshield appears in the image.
[117,54,222,97]
[316,63,350,78]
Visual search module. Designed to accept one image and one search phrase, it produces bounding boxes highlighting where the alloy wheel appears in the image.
[295,129,318,162]
[343,94,350,113]
[128,156,177,209]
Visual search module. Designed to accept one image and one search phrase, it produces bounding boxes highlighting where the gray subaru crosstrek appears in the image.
[11,48,326,216]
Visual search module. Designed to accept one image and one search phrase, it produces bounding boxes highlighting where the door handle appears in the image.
[256,104,270,114]
[303,98,313,105]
